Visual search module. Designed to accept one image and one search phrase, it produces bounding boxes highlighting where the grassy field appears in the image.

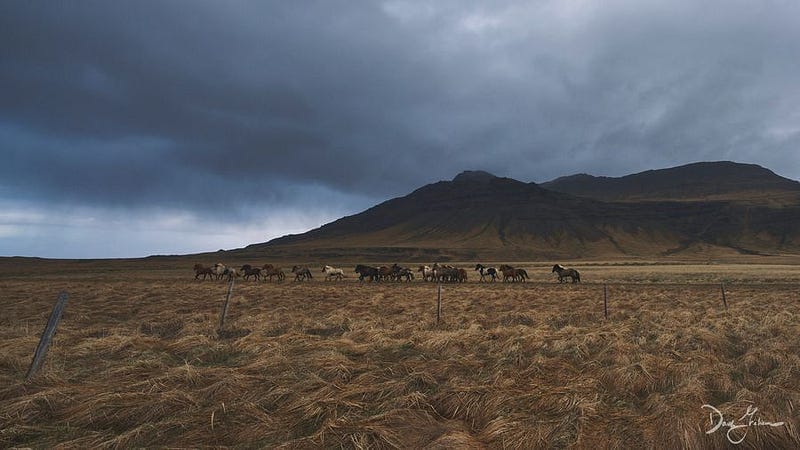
[1,259,799,448]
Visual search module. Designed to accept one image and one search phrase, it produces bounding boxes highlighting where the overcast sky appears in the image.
[2,1,800,258]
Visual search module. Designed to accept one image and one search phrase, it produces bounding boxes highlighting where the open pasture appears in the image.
[1,260,800,448]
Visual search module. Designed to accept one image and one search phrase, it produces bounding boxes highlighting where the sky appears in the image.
[2,1,800,258]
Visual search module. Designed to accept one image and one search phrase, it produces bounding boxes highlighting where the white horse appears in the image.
[212,263,227,280]
[212,263,240,282]
[322,265,345,281]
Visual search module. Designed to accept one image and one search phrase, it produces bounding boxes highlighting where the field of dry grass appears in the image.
[2,259,799,448]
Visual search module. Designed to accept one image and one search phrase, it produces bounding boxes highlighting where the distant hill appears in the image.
[541,161,800,206]
[239,162,800,261]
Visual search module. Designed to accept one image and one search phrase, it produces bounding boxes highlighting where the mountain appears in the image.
[541,161,800,206]
[242,162,800,261]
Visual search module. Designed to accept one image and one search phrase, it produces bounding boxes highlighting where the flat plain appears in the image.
[1,258,799,448]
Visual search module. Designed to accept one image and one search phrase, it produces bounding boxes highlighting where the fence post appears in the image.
[721,283,728,310]
[603,284,608,319]
[436,284,442,325]
[26,292,69,380]
[219,278,235,331]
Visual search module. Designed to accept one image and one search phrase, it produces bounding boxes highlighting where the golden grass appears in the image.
[1,260,799,448]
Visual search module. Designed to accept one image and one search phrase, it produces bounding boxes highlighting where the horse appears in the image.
[220,266,239,282]
[322,265,345,281]
[432,263,456,282]
[456,268,468,282]
[552,264,580,283]
[212,263,229,280]
[499,264,529,282]
[193,263,215,281]
[388,264,413,281]
[355,264,380,282]
[262,264,285,282]
[390,263,405,281]
[377,265,394,281]
[433,265,462,283]
[396,268,415,281]
[292,265,313,281]
[474,264,498,282]
[417,265,435,282]
[240,264,262,281]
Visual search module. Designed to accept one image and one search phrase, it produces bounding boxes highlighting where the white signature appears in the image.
[703,404,785,444]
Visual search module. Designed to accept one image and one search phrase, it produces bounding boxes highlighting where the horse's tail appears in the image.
[575,270,581,282]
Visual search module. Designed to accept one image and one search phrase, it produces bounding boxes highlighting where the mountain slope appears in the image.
[541,161,800,206]
[243,163,800,260]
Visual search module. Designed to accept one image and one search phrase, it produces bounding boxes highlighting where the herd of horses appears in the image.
[193,262,582,283]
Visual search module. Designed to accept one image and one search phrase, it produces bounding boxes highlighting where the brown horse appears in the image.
[552,264,580,283]
[193,264,215,280]
[377,265,394,281]
[262,264,285,282]
[499,264,528,282]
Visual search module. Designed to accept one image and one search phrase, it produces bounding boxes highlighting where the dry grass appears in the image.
[1,260,799,448]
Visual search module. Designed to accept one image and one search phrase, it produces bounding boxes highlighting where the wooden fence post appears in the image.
[436,284,442,325]
[603,284,608,319]
[219,278,235,331]
[26,292,69,380]
[721,283,728,310]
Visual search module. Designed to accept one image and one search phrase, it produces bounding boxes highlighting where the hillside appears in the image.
[241,163,800,261]
[541,161,800,206]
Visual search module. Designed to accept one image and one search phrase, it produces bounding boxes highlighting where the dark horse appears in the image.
[355,264,380,282]
[552,264,580,283]
[193,263,215,281]
[240,264,262,281]
[474,264,498,282]
[291,265,313,281]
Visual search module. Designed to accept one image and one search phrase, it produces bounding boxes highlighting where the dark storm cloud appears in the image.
[2,0,800,222]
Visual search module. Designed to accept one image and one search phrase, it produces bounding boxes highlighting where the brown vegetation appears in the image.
[1,259,799,448]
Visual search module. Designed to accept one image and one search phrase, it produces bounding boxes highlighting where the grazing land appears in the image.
[1,258,799,448]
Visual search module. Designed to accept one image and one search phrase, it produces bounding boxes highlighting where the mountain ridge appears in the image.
[541,161,800,205]
[244,161,800,260]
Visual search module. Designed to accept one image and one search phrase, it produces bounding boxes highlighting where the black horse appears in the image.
[240,264,262,281]
[355,264,380,282]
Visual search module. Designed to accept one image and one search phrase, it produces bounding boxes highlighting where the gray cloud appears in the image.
[2,0,800,256]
